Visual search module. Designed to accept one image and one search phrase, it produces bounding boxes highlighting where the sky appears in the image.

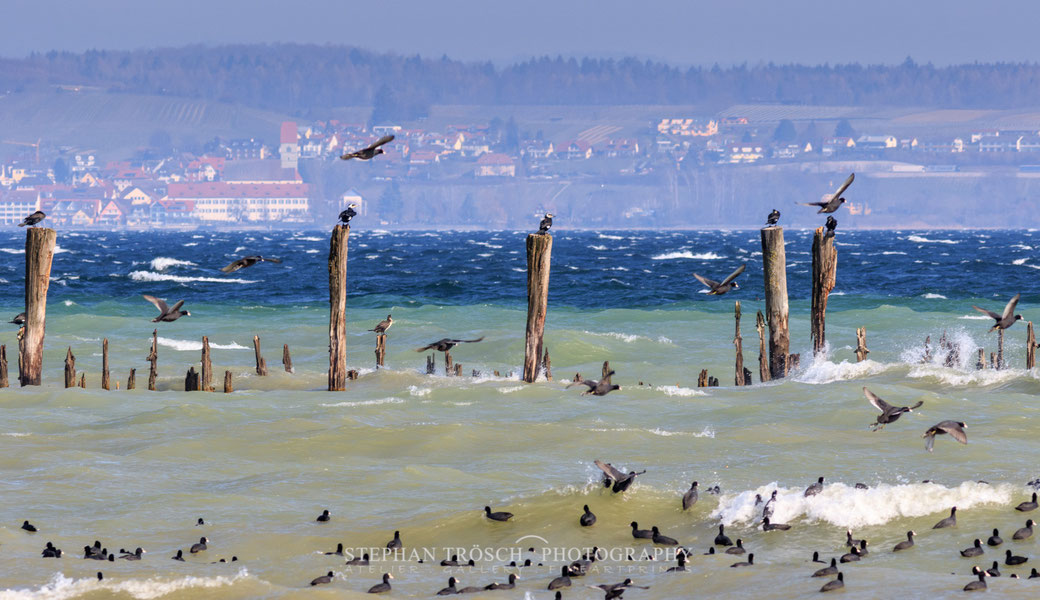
[1,0,1038,66]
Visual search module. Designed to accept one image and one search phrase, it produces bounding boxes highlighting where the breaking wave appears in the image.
[129,271,256,284]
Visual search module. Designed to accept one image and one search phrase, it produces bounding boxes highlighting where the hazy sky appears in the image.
[3,0,1038,66]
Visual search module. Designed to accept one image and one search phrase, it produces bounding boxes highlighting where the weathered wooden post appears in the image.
[760,226,789,378]
[990,352,997,369]
[697,369,708,388]
[78,373,85,388]
[19,227,56,386]
[64,347,75,388]
[445,351,453,376]
[147,329,158,391]
[253,335,268,376]
[734,301,746,386]
[425,354,435,374]
[0,345,6,388]
[855,327,870,362]
[454,364,463,376]
[811,226,837,355]
[200,336,213,392]
[375,335,386,368]
[185,366,199,391]
[997,328,1004,370]
[523,232,553,383]
[127,369,136,390]
[283,344,294,373]
[224,370,233,393]
[101,338,110,390]
[1028,322,1037,369]
[543,348,552,382]
[976,348,985,370]
[328,224,349,391]
[755,310,770,383]
[347,369,359,381]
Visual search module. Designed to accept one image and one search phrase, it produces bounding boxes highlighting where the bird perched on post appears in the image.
[415,337,484,352]
[693,264,746,296]
[18,211,46,227]
[825,216,837,238]
[923,421,967,452]
[220,255,282,273]
[339,203,358,225]
[567,372,619,396]
[801,173,854,213]
[766,209,780,226]
[538,213,554,234]
[369,315,393,334]
[340,135,394,160]
[973,293,1023,332]
[863,387,923,431]
[143,295,190,322]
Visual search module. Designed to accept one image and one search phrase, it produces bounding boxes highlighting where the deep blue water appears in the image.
[0,229,1035,312]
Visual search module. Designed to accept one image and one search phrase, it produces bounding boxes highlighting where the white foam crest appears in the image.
[0,248,24,254]
[907,235,958,244]
[62,300,76,306]
[408,386,432,397]
[233,246,248,253]
[2,432,31,437]
[958,315,990,320]
[157,337,249,351]
[650,251,723,260]
[149,257,196,270]
[0,569,251,600]
[881,251,907,255]
[497,386,524,394]
[53,245,69,254]
[129,271,256,284]
[598,233,624,240]
[654,385,707,397]
[712,481,1012,529]
[588,245,608,250]
[921,293,947,299]
[793,355,894,384]
[1013,258,1028,265]
[322,398,404,408]
[899,328,979,371]
[183,242,198,247]
[296,236,322,241]
[1012,244,1033,251]
[587,426,714,437]
[907,364,1032,386]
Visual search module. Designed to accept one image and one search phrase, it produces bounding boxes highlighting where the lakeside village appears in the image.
[4,115,1040,228]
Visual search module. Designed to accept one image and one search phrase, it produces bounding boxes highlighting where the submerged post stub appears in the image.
[126,368,136,390]
[328,224,349,391]
[20,227,56,386]
[811,226,837,355]
[64,347,75,389]
[523,233,553,383]
[760,226,790,379]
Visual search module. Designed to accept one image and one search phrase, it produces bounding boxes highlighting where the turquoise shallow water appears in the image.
[1,230,1040,599]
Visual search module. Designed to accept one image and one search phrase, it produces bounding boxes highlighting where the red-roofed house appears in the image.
[476,153,516,177]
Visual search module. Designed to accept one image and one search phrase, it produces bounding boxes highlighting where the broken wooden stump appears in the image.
[811,226,838,355]
[185,366,199,391]
[990,352,997,370]
[755,310,770,383]
[425,354,435,374]
[253,335,268,376]
[543,348,552,382]
[787,354,801,370]
[445,351,453,376]
[472,369,480,377]
[697,369,708,388]
[734,301,746,386]
[19,227,56,386]
[855,327,869,362]
[127,368,136,390]
[572,372,583,383]
[708,376,719,387]
[1028,322,1037,369]
[64,347,75,388]
[523,232,553,383]
[0,345,7,388]
[761,225,790,379]
[101,338,110,390]
[78,373,85,388]
[375,334,386,368]
[454,364,462,376]
[147,329,158,391]
[347,369,359,381]
[997,328,1004,370]
[602,361,611,379]
[201,336,213,392]
[328,224,350,391]
[742,367,752,385]
[224,370,233,393]
[976,348,986,370]
[283,344,294,373]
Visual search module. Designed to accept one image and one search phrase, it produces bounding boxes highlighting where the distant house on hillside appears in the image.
[0,189,40,225]
[856,135,897,150]
[475,153,516,177]
[521,140,554,159]
[559,141,593,160]
[822,137,855,156]
[657,118,718,137]
[167,181,309,222]
[225,138,268,160]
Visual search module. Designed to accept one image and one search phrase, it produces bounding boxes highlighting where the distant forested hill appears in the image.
[2,45,1040,116]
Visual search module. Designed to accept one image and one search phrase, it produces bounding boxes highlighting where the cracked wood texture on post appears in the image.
[811,226,837,355]
[20,227,56,386]
[328,225,349,391]
[523,233,553,383]
[760,226,789,379]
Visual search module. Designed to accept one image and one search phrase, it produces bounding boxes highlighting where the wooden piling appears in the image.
[201,336,213,392]
[1028,322,1037,369]
[454,364,462,377]
[573,372,583,383]
[185,366,199,391]
[19,227,56,386]
[425,354,435,374]
[760,226,790,378]
[253,335,268,376]
[445,351,453,376]
[0,345,6,388]
[997,328,1004,370]
[543,348,552,382]
[347,369,359,381]
[855,327,869,362]
[976,348,985,370]
[78,373,85,388]
[101,338,110,390]
[811,226,837,355]
[734,301,746,386]
[697,369,708,388]
[283,344,294,373]
[742,367,752,385]
[472,369,481,377]
[709,376,719,387]
[223,370,233,393]
[755,310,770,383]
[602,361,611,379]
[523,233,553,383]
[990,352,997,369]
[127,368,135,390]
[375,335,386,368]
[328,224,349,391]
[64,347,75,388]
[147,329,158,391]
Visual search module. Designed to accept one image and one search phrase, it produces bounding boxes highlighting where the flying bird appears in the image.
[143,295,190,322]
[340,135,394,160]
[973,293,1023,332]
[414,337,484,352]
[339,203,358,225]
[863,387,923,431]
[595,460,645,493]
[18,211,46,227]
[220,255,282,273]
[567,371,620,396]
[766,209,780,226]
[923,420,967,452]
[801,173,854,213]
[693,264,746,296]
[538,213,554,234]
[369,315,393,334]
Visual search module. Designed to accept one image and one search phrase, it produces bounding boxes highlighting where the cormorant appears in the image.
[339,203,358,224]
[800,173,854,213]
[693,264,746,296]
[340,135,394,160]
[766,209,780,225]
[143,295,190,322]
[18,211,45,227]
[973,294,1023,331]
[369,315,393,334]
[538,213,554,234]
[415,337,484,352]
[863,387,923,430]
[220,255,282,273]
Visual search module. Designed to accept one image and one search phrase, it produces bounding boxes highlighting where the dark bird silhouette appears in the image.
[987,529,1003,547]
[41,542,61,558]
[813,558,838,577]
[630,522,653,539]
[805,476,825,497]
[801,173,854,213]
[763,517,791,531]
[171,549,184,561]
[485,573,518,590]
[339,203,358,224]
[568,372,620,396]
[666,552,687,572]
[316,509,331,522]
[341,135,394,161]
[538,213,554,234]
[766,209,780,226]
[820,572,844,592]
[964,571,987,591]
[326,543,344,556]
[9,312,25,326]
[812,551,826,564]
[845,530,864,547]
[730,553,754,567]
[367,572,393,594]
[596,460,645,493]
[311,571,334,586]
[864,387,923,431]
[21,520,37,532]
[932,507,957,529]
[651,526,679,546]
[825,216,837,238]
[682,481,699,510]
[893,530,916,551]
[714,524,733,546]
[725,539,746,555]
[548,565,572,590]
[1013,519,1035,540]
[386,531,402,549]
[484,506,513,521]
[143,295,190,322]
[961,539,984,557]
[120,547,144,560]
[580,505,596,527]
[693,264,746,295]
[923,421,967,452]
[18,211,46,227]
[369,315,393,334]
[1018,492,1039,512]
[190,537,208,553]
[345,553,370,565]
[437,577,458,595]
[1006,549,1028,565]
[415,337,484,352]
[973,293,1023,332]
[220,255,281,273]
